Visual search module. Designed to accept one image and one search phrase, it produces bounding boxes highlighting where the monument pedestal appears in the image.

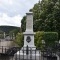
[23,31,36,49]
[14,50,41,60]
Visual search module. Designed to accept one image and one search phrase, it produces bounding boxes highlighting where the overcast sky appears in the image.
[0,0,39,27]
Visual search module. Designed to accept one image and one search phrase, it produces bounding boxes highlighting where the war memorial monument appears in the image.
[14,12,41,60]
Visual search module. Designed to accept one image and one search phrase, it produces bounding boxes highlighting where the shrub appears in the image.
[0,34,4,39]
[34,31,44,49]
[35,31,58,49]
[44,32,58,47]
[15,33,24,47]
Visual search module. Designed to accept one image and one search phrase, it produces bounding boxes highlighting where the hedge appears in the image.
[35,31,58,49]
[44,32,58,47]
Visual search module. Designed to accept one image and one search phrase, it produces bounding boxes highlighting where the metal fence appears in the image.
[0,46,58,60]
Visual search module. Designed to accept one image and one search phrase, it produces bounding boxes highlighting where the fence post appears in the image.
[30,48,32,60]
[2,46,3,53]
[26,45,29,55]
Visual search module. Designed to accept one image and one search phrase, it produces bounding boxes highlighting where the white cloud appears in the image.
[0,0,39,16]
[0,0,39,27]
[0,13,22,27]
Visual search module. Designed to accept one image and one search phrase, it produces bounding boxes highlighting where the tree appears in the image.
[21,16,26,32]
[15,33,24,47]
[21,0,60,39]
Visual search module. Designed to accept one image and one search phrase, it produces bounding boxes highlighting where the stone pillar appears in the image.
[26,12,33,32]
[13,33,15,40]
[23,12,35,48]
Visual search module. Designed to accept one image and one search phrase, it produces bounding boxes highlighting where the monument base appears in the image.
[14,48,41,60]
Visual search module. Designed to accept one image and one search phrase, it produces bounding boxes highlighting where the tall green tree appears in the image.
[21,16,26,32]
[21,0,60,39]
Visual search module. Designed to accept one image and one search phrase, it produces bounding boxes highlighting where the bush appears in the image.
[0,30,4,39]
[35,31,58,49]
[44,32,58,47]
[0,34,4,39]
[15,33,24,47]
[34,31,44,49]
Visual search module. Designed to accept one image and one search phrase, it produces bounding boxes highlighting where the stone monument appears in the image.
[14,12,41,60]
[23,12,35,48]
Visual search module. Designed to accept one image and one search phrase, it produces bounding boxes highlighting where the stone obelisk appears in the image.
[23,12,35,48]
